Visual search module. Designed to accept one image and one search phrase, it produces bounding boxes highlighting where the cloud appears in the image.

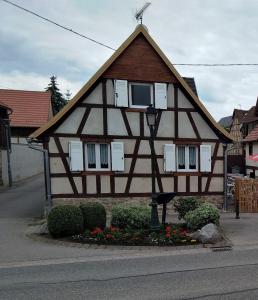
[1,0,258,120]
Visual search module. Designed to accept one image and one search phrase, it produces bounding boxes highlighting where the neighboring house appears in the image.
[0,89,52,185]
[30,25,232,209]
[243,125,258,176]
[226,109,247,174]
[241,99,258,138]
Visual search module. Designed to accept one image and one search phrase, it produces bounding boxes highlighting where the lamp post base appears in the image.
[149,195,160,231]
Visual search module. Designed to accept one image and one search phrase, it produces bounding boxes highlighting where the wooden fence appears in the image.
[235,179,258,212]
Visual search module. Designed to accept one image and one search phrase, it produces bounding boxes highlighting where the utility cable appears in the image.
[2,0,258,67]
[1,0,116,51]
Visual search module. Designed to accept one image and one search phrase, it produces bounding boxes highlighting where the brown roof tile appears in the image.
[243,124,258,142]
[0,89,51,127]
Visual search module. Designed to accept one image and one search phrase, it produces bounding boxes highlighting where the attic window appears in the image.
[129,83,153,108]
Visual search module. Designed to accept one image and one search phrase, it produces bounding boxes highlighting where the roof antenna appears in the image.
[135,2,151,24]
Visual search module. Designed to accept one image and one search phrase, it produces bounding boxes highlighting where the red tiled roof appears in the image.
[243,124,258,142]
[0,89,51,127]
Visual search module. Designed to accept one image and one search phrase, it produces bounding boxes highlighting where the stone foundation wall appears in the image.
[52,195,224,213]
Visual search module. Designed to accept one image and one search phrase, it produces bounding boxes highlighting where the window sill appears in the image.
[81,171,114,175]
[125,108,146,112]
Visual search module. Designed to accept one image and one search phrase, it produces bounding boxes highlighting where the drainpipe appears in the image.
[27,138,52,216]
[223,145,235,211]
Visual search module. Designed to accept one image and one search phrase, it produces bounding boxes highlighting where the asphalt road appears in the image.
[2,249,258,299]
[0,174,44,218]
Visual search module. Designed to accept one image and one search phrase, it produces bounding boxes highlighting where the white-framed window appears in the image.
[85,143,110,171]
[177,145,198,172]
[129,82,153,108]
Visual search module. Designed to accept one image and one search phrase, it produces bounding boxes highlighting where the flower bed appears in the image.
[72,224,198,246]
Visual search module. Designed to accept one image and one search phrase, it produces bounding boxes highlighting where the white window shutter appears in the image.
[200,145,212,172]
[111,142,124,171]
[155,83,167,109]
[164,144,176,172]
[69,141,84,171]
[114,80,128,107]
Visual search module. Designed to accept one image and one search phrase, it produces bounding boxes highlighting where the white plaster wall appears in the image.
[82,83,102,104]
[49,137,58,153]
[156,111,174,137]
[178,90,194,108]
[82,108,103,135]
[130,177,151,193]
[178,112,196,138]
[106,80,114,105]
[134,159,151,173]
[190,176,198,193]
[138,140,151,155]
[202,177,208,192]
[55,108,85,134]
[213,161,223,174]
[162,177,174,192]
[191,112,218,139]
[50,157,65,173]
[51,177,73,194]
[2,144,43,185]
[115,177,127,193]
[87,176,96,194]
[178,176,186,193]
[107,109,127,135]
[167,84,174,108]
[126,112,140,136]
[209,177,223,192]
[101,176,110,193]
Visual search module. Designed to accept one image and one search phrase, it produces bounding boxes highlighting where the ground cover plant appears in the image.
[72,224,198,246]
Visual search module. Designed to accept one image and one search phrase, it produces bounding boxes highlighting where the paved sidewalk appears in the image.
[220,212,258,247]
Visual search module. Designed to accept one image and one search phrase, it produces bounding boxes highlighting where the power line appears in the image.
[1,0,116,51]
[2,0,258,67]
[174,63,258,66]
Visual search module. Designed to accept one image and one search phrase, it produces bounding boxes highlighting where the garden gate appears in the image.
[235,179,258,212]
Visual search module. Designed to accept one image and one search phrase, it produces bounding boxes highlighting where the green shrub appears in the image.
[47,205,84,238]
[111,205,151,229]
[80,202,106,230]
[174,197,200,220]
[184,203,220,231]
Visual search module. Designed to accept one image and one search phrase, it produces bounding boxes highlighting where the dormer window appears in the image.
[129,82,153,108]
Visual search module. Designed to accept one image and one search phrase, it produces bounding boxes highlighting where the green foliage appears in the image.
[47,205,84,238]
[80,202,106,230]
[174,197,201,220]
[184,203,220,231]
[111,205,151,229]
[46,75,67,115]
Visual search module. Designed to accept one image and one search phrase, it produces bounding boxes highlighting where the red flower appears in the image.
[91,227,103,235]
[166,226,171,233]
[105,234,114,240]
[173,229,177,235]
[110,226,118,233]
[165,233,171,238]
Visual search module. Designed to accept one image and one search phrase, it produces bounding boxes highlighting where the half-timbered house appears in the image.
[30,25,232,209]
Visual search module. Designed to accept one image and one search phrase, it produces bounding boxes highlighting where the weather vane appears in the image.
[135,2,151,24]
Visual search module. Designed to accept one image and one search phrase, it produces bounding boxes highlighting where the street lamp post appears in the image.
[145,104,160,231]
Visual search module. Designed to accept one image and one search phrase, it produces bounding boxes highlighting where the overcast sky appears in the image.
[1,0,258,120]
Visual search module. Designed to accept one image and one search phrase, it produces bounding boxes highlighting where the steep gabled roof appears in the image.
[0,89,52,127]
[232,109,248,122]
[30,25,233,142]
[242,106,258,124]
[182,77,198,97]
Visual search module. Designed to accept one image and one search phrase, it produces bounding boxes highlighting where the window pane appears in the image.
[87,144,96,169]
[131,84,151,106]
[178,146,185,169]
[189,146,196,169]
[100,144,109,168]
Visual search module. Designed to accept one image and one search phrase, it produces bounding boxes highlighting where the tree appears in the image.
[46,76,67,115]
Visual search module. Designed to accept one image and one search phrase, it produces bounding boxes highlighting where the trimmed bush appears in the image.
[184,203,220,231]
[47,205,84,238]
[80,203,106,230]
[111,205,151,229]
[174,197,200,220]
